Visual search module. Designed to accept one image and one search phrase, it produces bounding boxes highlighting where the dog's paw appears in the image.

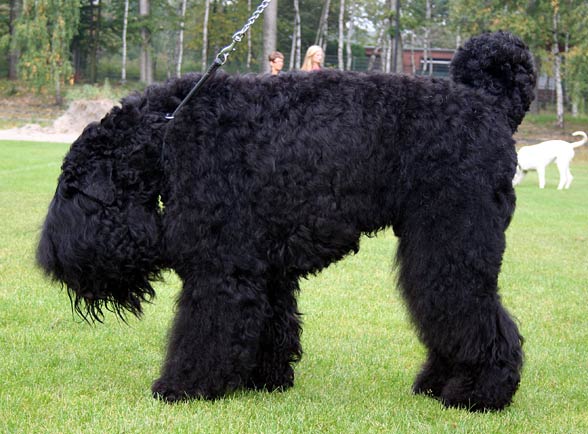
[151,378,220,403]
[412,375,445,398]
[438,366,519,412]
[245,364,295,392]
[412,354,451,398]
[151,378,191,403]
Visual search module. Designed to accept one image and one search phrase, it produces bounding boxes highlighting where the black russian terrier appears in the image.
[37,31,536,411]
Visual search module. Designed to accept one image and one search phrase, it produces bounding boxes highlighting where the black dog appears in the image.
[37,31,536,411]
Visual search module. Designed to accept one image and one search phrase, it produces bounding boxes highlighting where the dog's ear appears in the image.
[68,160,116,205]
[37,104,165,323]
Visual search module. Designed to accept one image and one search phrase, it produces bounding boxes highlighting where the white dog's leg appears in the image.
[537,167,546,189]
[564,168,573,189]
[556,158,573,190]
[557,164,566,190]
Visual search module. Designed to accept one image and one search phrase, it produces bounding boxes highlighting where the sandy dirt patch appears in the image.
[0,99,117,143]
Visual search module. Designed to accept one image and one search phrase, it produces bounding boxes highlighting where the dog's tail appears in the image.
[450,31,536,132]
[571,131,587,148]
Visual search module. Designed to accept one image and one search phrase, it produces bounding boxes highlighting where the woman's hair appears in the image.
[301,45,324,71]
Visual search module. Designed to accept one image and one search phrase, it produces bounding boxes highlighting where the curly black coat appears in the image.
[37,31,536,411]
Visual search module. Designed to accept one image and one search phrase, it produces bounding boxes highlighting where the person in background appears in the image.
[301,45,324,71]
[269,51,285,75]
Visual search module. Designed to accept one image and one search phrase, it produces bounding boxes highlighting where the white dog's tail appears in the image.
[572,131,587,148]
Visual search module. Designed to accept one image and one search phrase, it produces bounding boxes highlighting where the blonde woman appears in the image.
[301,45,324,71]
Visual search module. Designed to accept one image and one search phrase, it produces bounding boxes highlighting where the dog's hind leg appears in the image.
[556,158,573,189]
[396,194,523,411]
[537,166,547,188]
[152,272,270,402]
[246,274,303,392]
[564,168,573,189]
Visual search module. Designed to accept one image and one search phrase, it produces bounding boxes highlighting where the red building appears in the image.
[402,48,455,77]
[362,47,455,77]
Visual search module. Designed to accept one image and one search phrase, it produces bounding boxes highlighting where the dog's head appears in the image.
[37,99,167,322]
[450,31,536,132]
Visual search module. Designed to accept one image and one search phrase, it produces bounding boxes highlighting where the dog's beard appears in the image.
[66,279,156,323]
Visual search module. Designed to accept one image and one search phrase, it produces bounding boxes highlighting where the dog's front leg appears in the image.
[152,273,269,402]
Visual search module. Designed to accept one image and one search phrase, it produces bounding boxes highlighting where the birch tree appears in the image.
[345,11,353,71]
[121,0,129,83]
[139,0,153,84]
[368,26,385,71]
[176,0,187,77]
[15,0,80,104]
[551,0,564,128]
[315,0,331,51]
[247,0,252,69]
[337,0,345,70]
[422,0,432,75]
[289,0,301,70]
[201,0,210,71]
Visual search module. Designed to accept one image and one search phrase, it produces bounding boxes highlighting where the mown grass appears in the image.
[1,140,587,433]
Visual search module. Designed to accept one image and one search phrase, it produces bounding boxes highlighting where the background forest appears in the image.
[1,0,588,121]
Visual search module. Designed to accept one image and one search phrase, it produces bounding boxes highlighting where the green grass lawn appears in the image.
[1,140,587,433]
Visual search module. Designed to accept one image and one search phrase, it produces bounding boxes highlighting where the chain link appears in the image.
[165,0,272,122]
[216,0,273,65]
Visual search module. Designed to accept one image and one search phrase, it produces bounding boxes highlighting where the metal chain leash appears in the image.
[216,0,273,65]
[165,0,272,121]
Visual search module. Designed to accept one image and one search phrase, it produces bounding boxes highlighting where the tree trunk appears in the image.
[139,0,153,84]
[202,0,210,71]
[293,0,301,69]
[368,27,385,72]
[176,0,187,77]
[262,0,278,73]
[289,27,296,70]
[54,67,62,106]
[410,32,416,74]
[384,35,391,73]
[345,16,353,71]
[88,0,101,83]
[315,0,331,51]
[552,3,564,128]
[289,0,303,72]
[392,0,402,73]
[121,0,129,83]
[337,0,345,70]
[386,27,392,72]
[246,0,252,69]
[423,0,431,75]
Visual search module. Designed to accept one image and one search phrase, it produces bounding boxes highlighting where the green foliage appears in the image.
[1,139,588,432]
[0,2,10,53]
[402,0,451,38]
[448,0,588,113]
[14,0,80,100]
[63,78,134,102]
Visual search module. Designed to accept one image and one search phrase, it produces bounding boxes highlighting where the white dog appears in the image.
[513,131,587,189]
